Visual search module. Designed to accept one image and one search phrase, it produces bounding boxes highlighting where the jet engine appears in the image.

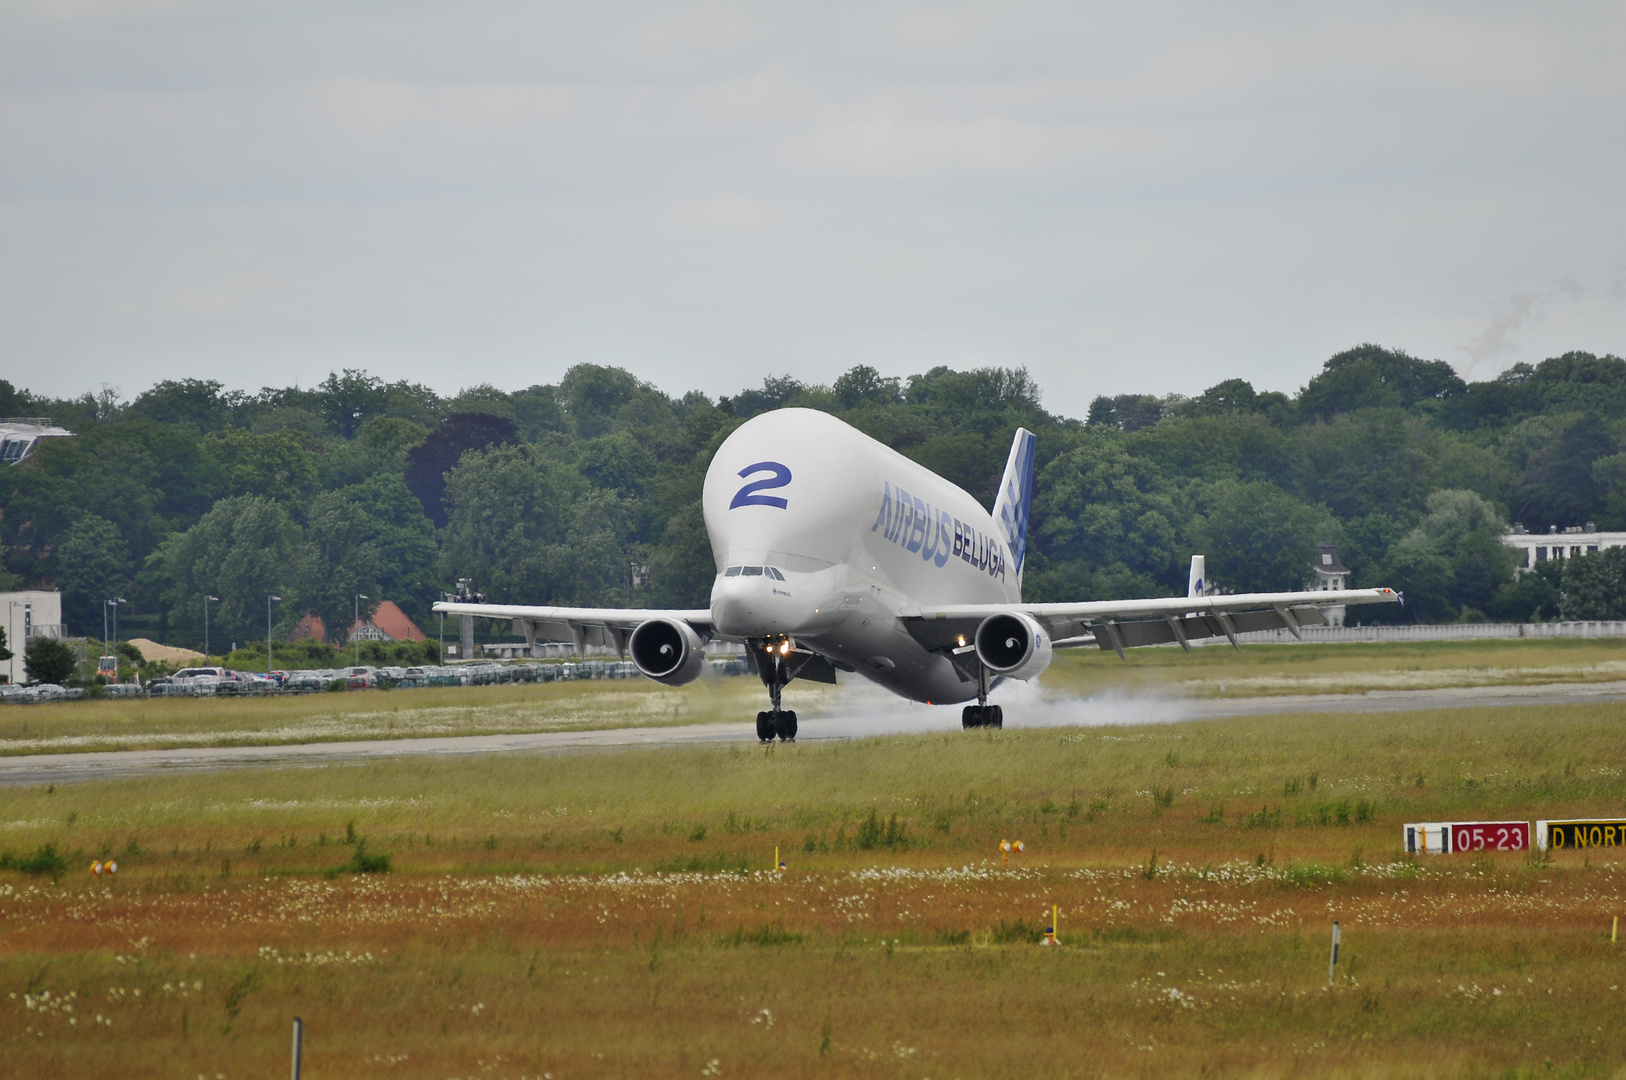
[973,612,1053,680]
[629,617,708,686]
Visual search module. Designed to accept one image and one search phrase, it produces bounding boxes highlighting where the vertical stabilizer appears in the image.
[993,428,1037,578]
[1188,555,1206,598]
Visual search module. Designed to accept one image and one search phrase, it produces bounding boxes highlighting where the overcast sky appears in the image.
[2,2,1623,419]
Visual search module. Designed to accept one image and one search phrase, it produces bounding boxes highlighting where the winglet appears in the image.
[1187,555,1206,598]
[993,428,1037,577]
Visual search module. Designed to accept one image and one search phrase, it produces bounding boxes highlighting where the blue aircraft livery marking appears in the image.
[870,482,1007,581]
[730,462,792,509]
[994,429,1036,574]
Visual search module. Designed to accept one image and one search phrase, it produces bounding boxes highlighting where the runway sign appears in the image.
[1536,819,1626,851]
[1448,821,1529,852]
[1405,821,1529,854]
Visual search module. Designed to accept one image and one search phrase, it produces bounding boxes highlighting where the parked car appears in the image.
[283,669,333,693]
[345,666,378,689]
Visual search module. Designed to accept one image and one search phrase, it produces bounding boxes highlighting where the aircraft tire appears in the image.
[961,706,981,729]
[776,710,798,741]
[755,711,774,742]
[988,705,1003,729]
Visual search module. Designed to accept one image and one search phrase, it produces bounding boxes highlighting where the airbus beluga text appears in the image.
[434,408,1398,741]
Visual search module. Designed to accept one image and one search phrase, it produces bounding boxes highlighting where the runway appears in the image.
[3,679,1624,786]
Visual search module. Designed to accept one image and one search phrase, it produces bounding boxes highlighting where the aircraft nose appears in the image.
[711,570,797,637]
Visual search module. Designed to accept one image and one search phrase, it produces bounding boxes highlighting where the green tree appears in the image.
[1298,344,1465,419]
[1560,547,1626,620]
[1379,543,1456,623]
[162,496,301,643]
[1524,352,1626,417]
[1185,479,1334,595]
[0,420,216,588]
[1488,560,1562,622]
[1031,433,1182,598]
[1514,413,1615,529]
[53,515,131,630]
[553,488,637,606]
[558,364,643,438]
[579,430,656,502]
[24,636,76,685]
[405,413,519,528]
[833,365,902,409]
[125,378,240,432]
[204,429,319,502]
[296,493,384,642]
[345,474,439,621]
[1383,490,1514,619]
[648,503,715,608]
[1297,409,1444,520]
[441,444,589,603]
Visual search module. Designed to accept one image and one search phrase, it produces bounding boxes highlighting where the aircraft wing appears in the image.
[431,602,716,657]
[898,588,1400,657]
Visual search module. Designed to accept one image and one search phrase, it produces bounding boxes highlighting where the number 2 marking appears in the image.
[730,461,792,509]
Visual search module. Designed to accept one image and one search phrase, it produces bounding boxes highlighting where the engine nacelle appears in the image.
[974,612,1053,681]
[629,617,708,686]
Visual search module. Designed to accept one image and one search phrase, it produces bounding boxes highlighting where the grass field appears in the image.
[4,695,1626,1077]
[5,637,1626,757]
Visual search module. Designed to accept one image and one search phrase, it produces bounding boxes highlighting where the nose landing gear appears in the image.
[754,638,799,742]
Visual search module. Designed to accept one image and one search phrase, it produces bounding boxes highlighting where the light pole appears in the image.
[102,599,111,657]
[6,601,18,685]
[354,594,369,667]
[204,595,219,663]
[267,595,281,675]
[111,598,125,679]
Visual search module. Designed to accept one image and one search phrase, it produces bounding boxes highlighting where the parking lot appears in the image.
[0,656,753,702]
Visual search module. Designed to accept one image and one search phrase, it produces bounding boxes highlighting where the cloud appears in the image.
[1458,291,1542,371]
[2,3,1626,412]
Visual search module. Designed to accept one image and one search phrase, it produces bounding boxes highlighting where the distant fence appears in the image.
[1200,621,1626,647]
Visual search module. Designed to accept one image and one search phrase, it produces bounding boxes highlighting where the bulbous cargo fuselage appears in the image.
[702,408,1019,703]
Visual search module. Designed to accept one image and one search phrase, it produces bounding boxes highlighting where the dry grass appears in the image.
[4,698,1626,1076]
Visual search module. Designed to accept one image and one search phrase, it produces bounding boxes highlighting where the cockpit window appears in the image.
[742,566,764,577]
[767,567,786,581]
[724,566,742,577]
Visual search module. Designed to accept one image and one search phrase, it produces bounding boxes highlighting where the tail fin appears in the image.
[993,427,1037,577]
[1187,555,1206,598]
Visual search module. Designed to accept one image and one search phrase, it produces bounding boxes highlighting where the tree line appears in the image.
[4,345,1626,652]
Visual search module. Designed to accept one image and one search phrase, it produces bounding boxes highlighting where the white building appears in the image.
[1505,522,1626,570]
[0,418,74,465]
[1306,544,1349,626]
[1,590,65,684]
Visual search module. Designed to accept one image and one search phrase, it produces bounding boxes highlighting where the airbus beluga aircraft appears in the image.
[434,408,1399,741]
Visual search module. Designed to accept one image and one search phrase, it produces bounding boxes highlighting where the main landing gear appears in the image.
[961,704,1002,729]
[754,638,798,743]
[960,660,1002,729]
[756,709,797,742]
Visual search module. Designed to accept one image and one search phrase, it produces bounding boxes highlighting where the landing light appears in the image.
[779,641,792,656]
[956,635,966,647]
